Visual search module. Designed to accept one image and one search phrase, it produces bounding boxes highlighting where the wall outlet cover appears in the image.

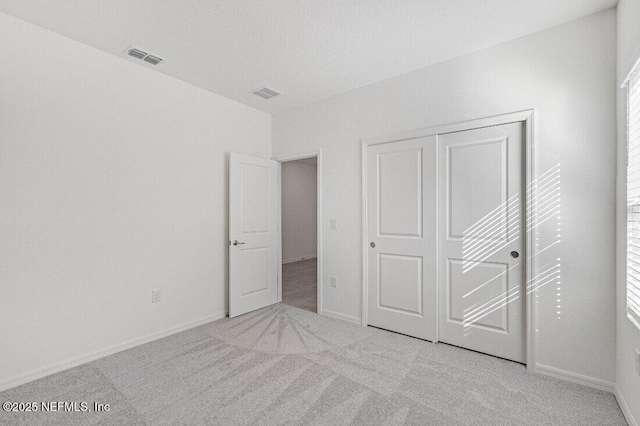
[330,277,337,288]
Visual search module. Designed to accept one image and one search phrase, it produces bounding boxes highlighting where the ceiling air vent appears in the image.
[252,87,282,100]
[127,48,148,60]
[143,55,163,65]
[124,46,164,66]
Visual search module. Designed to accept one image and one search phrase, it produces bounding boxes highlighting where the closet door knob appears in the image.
[370,242,376,248]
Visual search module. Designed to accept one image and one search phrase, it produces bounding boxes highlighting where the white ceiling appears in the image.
[0,0,617,114]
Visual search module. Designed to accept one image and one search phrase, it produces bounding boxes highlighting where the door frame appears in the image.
[273,149,323,314]
[361,110,535,369]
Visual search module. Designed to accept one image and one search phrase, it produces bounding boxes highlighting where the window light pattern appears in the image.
[627,69,640,326]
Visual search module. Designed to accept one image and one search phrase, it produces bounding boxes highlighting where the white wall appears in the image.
[0,12,271,389]
[616,1,640,423]
[273,10,617,384]
[281,160,317,262]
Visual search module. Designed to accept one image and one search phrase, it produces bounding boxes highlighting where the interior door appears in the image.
[229,152,279,318]
[437,122,525,363]
[367,137,437,341]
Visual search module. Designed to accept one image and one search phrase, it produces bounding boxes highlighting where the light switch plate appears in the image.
[330,219,337,230]
[330,277,337,288]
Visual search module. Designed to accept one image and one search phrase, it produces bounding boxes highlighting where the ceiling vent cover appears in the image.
[127,48,147,60]
[143,55,163,65]
[252,87,282,99]
[124,46,164,65]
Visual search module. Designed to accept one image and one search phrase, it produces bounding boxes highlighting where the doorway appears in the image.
[279,154,320,313]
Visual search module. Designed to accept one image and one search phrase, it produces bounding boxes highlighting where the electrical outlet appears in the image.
[636,348,640,376]
[152,289,161,303]
[330,277,337,288]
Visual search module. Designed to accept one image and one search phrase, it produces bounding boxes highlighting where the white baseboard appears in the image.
[0,311,226,392]
[321,309,362,325]
[535,364,615,393]
[282,255,317,264]
[615,385,638,426]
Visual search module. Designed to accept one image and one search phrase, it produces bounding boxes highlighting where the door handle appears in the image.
[510,251,519,259]
[370,242,376,248]
[233,240,246,246]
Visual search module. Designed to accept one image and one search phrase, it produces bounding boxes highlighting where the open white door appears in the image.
[229,152,279,318]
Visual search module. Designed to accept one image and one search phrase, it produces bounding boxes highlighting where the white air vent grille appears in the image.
[143,55,163,65]
[128,48,148,60]
[252,87,282,99]
[124,46,164,66]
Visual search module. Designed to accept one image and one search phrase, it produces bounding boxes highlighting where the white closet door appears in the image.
[229,152,279,318]
[366,137,437,341]
[437,122,525,363]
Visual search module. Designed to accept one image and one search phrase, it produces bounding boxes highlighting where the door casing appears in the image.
[361,110,535,370]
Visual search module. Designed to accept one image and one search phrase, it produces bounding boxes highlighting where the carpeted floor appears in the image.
[282,259,317,313]
[0,304,626,425]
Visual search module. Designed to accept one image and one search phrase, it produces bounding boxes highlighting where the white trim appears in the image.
[0,311,226,392]
[321,309,362,325]
[282,255,317,264]
[317,151,323,315]
[619,43,640,88]
[361,140,368,327]
[524,111,536,370]
[361,110,536,368]
[273,151,320,162]
[364,110,535,146]
[277,161,283,302]
[274,149,323,315]
[535,364,615,393]
[615,385,639,426]
[627,310,640,331]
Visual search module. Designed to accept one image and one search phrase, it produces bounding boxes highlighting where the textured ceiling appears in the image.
[0,0,617,113]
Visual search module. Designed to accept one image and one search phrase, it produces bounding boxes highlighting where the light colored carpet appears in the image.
[282,259,317,313]
[0,304,626,425]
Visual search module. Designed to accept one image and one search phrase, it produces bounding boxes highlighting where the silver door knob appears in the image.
[233,240,245,246]
[370,242,376,248]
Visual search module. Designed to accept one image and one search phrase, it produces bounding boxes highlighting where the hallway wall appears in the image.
[282,160,317,263]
